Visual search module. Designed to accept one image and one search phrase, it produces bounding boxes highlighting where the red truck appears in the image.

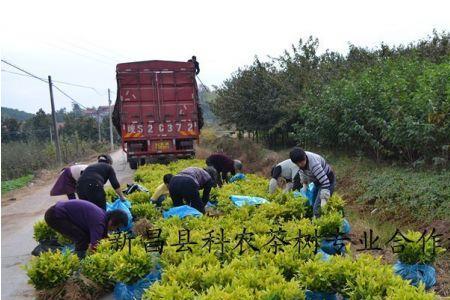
[112,60,203,169]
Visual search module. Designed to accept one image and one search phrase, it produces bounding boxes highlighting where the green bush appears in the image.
[1,174,34,193]
[33,220,57,242]
[110,245,155,285]
[313,212,344,237]
[127,191,151,204]
[395,230,446,265]
[143,282,196,300]
[105,187,117,202]
[23,250,79,290]
[131,203,161,222]
[81,252,113,288]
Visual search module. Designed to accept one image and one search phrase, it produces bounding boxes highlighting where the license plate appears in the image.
[155,141,170,151]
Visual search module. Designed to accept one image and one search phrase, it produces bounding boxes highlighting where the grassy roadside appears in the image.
[1,174,34,194]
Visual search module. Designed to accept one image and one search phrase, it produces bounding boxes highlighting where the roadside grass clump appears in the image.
[1,174,34,193]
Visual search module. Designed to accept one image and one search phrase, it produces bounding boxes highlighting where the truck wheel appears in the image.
[129,159,138,170]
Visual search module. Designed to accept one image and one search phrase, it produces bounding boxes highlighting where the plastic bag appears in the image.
[229,173,246,183]
[123,183,149,195]
[317,249,331,262]
[31,239,60,256]
[31,239,75,256]
[305,290,337,300]
[393,261,436,289]
[295,183,318,206]
[107,199,133,231]
[114,266,162,300]
[320,236,346,255]
[230,195,268,207]
[342,219,351,234]
[163,205,203,219]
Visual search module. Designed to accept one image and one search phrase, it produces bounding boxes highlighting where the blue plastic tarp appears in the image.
[229,173,246,183]
[294,183,318,206]
[393,261,436,289]
[107,199,133,232]
[230,195,268,207]
[162,205,203,219]
[342,219,351,234]
[305,290,337,300]
[114,265,162,300]
[320,236,346,255]
[317,249,331,261]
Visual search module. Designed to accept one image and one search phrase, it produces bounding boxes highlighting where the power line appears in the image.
[2,69,106,96]
[1,60,48,84]
[59,40,121,63]
[1,59,89,109]
[45,42,113,66]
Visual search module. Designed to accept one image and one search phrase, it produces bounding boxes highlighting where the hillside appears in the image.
[1,107,33,121]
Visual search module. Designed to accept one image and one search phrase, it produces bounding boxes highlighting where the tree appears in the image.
[22,109,52,141]
[1,118,23,142]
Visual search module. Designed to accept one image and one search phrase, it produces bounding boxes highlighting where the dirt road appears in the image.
[1,149,135,299]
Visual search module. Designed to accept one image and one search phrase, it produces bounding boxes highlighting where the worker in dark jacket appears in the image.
[290,147,336,217]
[188,55,200,75]
[167,167,217,213]
[44,199,128,258]
[77,154,126,210]
[206,153,242,186]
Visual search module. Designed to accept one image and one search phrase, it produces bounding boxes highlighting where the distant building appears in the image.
[82,105,114,121]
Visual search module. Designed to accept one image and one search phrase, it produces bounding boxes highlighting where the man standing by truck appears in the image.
[289,147,336,217]
[188,55,200,75]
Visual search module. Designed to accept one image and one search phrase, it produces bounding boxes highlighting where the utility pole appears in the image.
[97,108,101,143]
[108,88,114,151]
[48,76,62,165]
[49,126,53,143]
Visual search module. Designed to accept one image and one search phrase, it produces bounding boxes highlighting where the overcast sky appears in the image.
[1,0,449,114]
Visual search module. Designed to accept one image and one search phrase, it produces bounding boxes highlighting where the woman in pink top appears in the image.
[50,164,87,199]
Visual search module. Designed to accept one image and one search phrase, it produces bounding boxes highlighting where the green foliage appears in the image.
[395,230,446,264]
[359,167,450,221]
[142,281,196,300]
[313,212,344,237]
[110,244,155,285]
[213,31,450,159]
[2,174,34,193]
[56,233,72,246]
[81,252,113,287]
[1,107,33,121]
[33,220,72,245]
[23,250,79,290]
[131,203,161,222]
[33,220,57,242]
[127,191,150,204]
[105,187,117,202]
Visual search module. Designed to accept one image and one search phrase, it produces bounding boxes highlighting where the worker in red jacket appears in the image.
[206,153,243,186]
